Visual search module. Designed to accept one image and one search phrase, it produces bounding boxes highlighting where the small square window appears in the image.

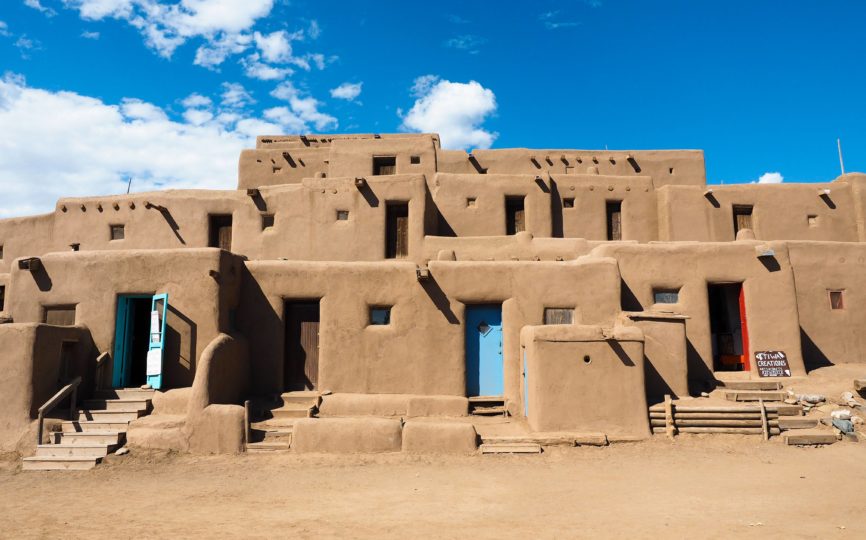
[410,155,421,164]
[261,214,275,230]
[466,198,477,208]
[0,244,4,260]
[808,215,818,227]
[544,308,574,325]
[370,306,391,325]
[669,167,675,175]
[563,197,575,208]
[109,225,124,241]
[829,290,844,310]
[336,210,350,221]
[653,288,680,304]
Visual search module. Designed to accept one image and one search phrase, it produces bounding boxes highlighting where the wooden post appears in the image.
[243,400,251,449]
[664,395,676,439]
[759,399,769,441]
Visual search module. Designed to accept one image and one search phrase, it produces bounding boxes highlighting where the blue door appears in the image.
[466,305,503,397]
[112,293,168,389]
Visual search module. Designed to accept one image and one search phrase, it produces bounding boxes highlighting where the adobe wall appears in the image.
[521,325,650,438]
[6,249,242,389]
[422,233,599,263]
[592,241,805,391]
[0,213,55,274]
[788,242,866,369]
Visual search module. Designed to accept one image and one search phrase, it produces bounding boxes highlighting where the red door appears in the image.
[738,286,750,371]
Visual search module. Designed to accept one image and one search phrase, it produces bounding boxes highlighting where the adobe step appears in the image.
[52,431,124,446]
[724,390,787,402]
[75,409,144,423]
[246,441,291,453]
[280,391,321,408]
[469,396,507,416]
[61,421,131,433]
[268,404,314,420]
[480,443,542,454]
[82,398,151,412]
[784,430,837,445]
[718,380,783,391]
[93,388,156,400]
[778,417,819,430]
[22,456,102,471]
[35,444,117,458]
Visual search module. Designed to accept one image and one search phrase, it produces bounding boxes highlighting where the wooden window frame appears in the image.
[606,200,622,241]
[652,288,680,305]
[372,156,397,176]
[543,307,574,325]
[828,290,844,310]
[109,224,125,241]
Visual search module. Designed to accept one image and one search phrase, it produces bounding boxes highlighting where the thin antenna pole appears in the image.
[837,138,846,175]
[126,176,133,194]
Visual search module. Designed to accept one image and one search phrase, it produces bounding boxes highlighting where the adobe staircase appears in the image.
[245,391,320,453]
[23,388,154,471]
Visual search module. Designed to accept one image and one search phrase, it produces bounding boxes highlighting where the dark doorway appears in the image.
[733,205,753,237]
[707,283,749,372]
[113,295,152,388]
[373,156,396,175]
[284,301,320,391]
[505,196,525,235]
[386,202,409,259]
[606,201,622,240]
[208,214,233,251]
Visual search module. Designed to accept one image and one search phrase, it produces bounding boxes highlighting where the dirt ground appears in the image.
[2,436,865,540]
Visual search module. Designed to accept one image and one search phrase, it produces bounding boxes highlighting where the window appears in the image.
[43,305,76,326]
[829,290,844,310]
[733,205,753,236]
[808,215,818,227]
[110,224,125,241]
[466,198,477,208]
[505,196,525,235]
[208,214,233,250]
[373,156,396,175]
[261,214,275,230]
[0,285,5,311]
[606,201,622,241]
[369,306,391,325]
[669,168,675,175]
[653,288,680,304]
[336,210,349,221]
[563,197,575,208]
[385,202,409,258]
[0,244,4,260]
[544,308,573,325]
[410,155,421,164]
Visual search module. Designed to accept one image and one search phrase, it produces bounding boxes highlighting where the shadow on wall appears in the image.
[237,265,284,396]
[644,359,671,406]
[759,256,781,272]
[686,338,716,395]
[32,264,53,292]
[163,304,197,388]
[800,327,834,373]
[621,280,642,311]
[550,179,563,238]
[420,276,459,324]
[358,183,379,208]
[154,205,186,245]
[608,340,635,366]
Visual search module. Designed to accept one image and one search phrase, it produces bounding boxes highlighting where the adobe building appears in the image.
[1,133,865,468]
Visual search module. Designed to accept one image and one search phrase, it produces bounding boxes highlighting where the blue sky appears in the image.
[1,0,865,216]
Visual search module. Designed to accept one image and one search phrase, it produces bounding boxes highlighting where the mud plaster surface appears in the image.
[1,436,865,539]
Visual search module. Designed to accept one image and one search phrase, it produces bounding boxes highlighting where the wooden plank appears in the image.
[651,419,776,427]
[759,400,769,441]
[480,443,541,454]
[653,427,781,435]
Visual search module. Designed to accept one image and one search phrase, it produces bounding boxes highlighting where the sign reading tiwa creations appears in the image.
[755,351,791,377]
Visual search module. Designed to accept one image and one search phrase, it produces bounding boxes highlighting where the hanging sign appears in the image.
[146,349,162,376]
[755,351,791,377]
[150,310,161,344]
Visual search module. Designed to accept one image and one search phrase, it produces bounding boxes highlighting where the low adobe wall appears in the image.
[521,325,650,439]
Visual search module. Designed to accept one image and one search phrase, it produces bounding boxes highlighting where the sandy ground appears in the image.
[2,436,865,540]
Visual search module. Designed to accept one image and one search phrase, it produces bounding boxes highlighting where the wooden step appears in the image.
[246,441,291,453]
[268,405,313,420]
[94,388,156,400]
[35,444,116,457]
[481,434,607,447]
[718,380,783,391]
[22,456,101,471]
[82,399,150,412]
[470,405,507,416]
[61,421,130,433]
[651,419,779,427]
[784,430,837,445]
[75,409,143,422]
[724,391,787,402]
[652,427,781,435]
[52,431,123,445]
[778,417,819,430]
[480,443,542,454]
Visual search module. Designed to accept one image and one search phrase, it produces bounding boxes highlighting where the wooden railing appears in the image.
[243,400,251,449]
[36,376,81,446]
[94,351,110,391]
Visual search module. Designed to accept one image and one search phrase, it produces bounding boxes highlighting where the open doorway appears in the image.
[707,283,749,372]
[284,300,320,391]
[112,295,153,388]
[385,202,409,259]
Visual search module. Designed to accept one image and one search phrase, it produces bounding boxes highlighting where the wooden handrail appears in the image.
[37,376,81,446]
[243,400,251,449]
[94,351,109,391]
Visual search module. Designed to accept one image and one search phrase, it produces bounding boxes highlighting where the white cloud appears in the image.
[24,0,58,16]
[180,93,212,109]
[401,75,497,150]
[538,11,578,30]
[757,172,784,184]
[444,34,485,54]
[271,81,336,131]
[253,30,294,63]
[193,32,251,69]
[220,82,253,108]
[241,54,294,80]
[81,30,101,39]
[0,21,10,37]
[14,35,42,58]
[330,82,362,101]
[0,73,327,217]
[307,20,321,39]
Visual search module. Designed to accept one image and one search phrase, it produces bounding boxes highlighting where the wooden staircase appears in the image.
[245,391,320,453]
[469,396,507,417]
[23,388,154,471]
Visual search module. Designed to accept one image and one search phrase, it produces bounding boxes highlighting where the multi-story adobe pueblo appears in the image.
[2,133,865,469]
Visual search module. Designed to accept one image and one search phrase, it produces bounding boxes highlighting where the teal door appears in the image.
[112,293,168,389]
[466,305,503,397]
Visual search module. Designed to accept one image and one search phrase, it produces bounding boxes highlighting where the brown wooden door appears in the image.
[606,201,622,241]
[285,302,320,391]
[386,203,409,258]
[505,197,525,235]
[209,215,233,251]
